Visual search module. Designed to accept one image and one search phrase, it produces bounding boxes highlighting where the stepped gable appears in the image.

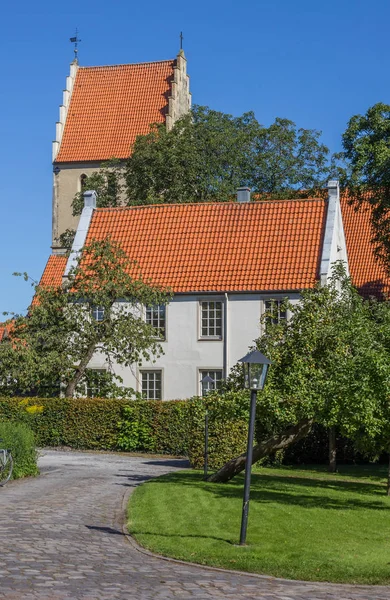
[55,60,175,163]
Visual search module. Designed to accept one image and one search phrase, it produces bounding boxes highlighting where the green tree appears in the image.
[210,265,390,484]
[69,106,332,229]
[0,238,170,398]
[340,102,390,270]
[125,106,332,204]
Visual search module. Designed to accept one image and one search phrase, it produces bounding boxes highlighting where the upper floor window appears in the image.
[85,369,106,398]
[200,370,223,396]
[146,305,166,339]
[200,300,223,339]
[141,370,162,400]
[91,306,105,322]
[264,299,287,325]
[80,173,88,191]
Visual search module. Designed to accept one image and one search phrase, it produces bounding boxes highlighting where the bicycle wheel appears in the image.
[0,452,13,486]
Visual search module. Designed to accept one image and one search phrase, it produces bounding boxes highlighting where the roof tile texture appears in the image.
[341,195,390,298]
[85,200,327,292]
[56,60,175,163]
[39,196,390,298]
[40,255,68,287]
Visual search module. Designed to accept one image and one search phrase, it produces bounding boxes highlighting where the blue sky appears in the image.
[0,0,389,315]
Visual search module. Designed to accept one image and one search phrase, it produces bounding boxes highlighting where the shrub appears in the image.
[0,395,365,469]
[0,421,38,479]
[0,393,250,468]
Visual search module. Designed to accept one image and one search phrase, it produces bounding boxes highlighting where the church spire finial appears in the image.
[70,28,81,63]
[180,31,184,50]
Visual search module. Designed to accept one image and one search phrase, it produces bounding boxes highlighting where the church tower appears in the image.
[51,49,191,252]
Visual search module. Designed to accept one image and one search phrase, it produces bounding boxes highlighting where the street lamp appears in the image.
[201,374,216,480]
[238,349,271,545]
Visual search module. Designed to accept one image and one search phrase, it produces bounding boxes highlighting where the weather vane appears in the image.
[70,28,81,61]
[180,31,183,50]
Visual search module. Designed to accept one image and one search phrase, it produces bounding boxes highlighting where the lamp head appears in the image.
[238,349,271,391]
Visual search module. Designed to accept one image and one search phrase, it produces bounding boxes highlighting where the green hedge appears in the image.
[0,393,250,469]
[0,421,38,479]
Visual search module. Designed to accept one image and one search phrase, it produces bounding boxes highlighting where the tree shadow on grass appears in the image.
[284,463,387,482]
[145,472,390,511]
[131,529,234,545]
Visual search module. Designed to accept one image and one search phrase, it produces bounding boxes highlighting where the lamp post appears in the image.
[201,374,215,480]
[238,349,271,546]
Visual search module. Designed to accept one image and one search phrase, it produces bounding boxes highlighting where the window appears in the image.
[146,305,166,339]
[85,369,106,398]
[200,370,223,396]
[91,306,105,322]
[80,173,88,191]
[200,300,223,338]
[141,370,162,400]
[264,299,287,325]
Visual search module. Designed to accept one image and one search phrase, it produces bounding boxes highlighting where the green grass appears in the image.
[128,464,390,584]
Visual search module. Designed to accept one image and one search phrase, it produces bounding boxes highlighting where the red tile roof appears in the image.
[82,200,327,292]
[40,255,68,287]
[341,195,390,298]
[55,60,175,163]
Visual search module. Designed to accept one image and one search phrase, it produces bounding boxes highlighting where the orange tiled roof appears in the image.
[82,200,327,292]
[341,195,390,298]
[40,255,68,287]
[55,60,175,163]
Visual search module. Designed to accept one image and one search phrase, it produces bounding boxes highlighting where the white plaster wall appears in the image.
[86,292,300,400]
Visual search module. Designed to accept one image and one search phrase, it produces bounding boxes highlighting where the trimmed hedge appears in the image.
[0,396,364,470]
[0,421,38,479]
[0,394,250,469]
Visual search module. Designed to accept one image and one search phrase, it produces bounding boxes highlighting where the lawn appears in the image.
[127,464,390,584]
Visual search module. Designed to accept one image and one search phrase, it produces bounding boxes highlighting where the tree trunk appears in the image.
[328,426,337,473]
[207,418,314,484]
[64,343,97,398]
[387,454,390,497]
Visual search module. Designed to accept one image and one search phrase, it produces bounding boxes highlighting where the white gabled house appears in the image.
[40,180,381,401]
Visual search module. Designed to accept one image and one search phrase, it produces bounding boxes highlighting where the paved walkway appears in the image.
[0,450,389,600]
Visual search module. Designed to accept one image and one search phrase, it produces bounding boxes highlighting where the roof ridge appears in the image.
[79,59,175,70]
[94,197,326,212]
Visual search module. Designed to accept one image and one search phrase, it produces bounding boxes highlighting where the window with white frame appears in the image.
[91,306,105,322]
[145,305,166,339]
[200,370,223,396]
[264,299,288,325]
[85,369,106,398]
[141,370,162,400]
[200,300,223,338]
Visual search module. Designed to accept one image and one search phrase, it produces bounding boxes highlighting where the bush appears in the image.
[0,393,250,468]
[0,421,38,479]
[0,395,365,469]
[0,397,127,449]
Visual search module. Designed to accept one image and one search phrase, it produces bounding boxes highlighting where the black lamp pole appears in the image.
[238,349,271,546]
[239,387,257,545]
[201,374,215,481]
[204,409,209,480]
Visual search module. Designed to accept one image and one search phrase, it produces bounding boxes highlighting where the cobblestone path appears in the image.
[0,450,389,599]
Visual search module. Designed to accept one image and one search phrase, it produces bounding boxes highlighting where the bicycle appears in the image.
[0,440,13,486]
